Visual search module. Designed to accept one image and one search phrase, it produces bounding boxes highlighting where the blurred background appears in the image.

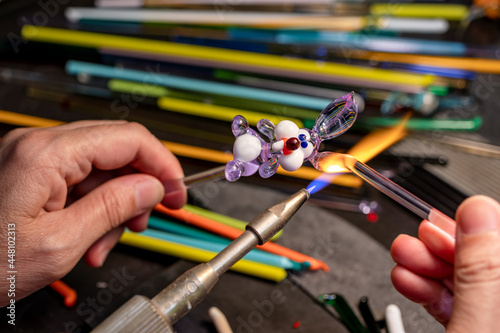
[0,1,499,332]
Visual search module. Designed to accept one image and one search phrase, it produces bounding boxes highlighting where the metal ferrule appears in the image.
[246,188,310,244]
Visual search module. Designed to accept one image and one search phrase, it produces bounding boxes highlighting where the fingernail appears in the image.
[162,177,186,193]
[95,251,107,267]
[161,178,187,209]
[135,179,164,211]
[459,196,499,235]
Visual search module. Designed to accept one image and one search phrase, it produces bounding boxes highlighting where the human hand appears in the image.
[0,121,187,306]
[391,195,500,332]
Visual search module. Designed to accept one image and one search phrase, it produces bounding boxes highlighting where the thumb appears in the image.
[447,196,500,333]
[62,174,165,252]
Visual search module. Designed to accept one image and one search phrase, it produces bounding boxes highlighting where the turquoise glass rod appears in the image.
[148,216,228,245]
[66,60,331,110]
[229,29,466,56]
[142,225,307,270]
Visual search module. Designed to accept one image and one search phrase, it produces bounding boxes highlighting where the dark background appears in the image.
[1,1,499,332]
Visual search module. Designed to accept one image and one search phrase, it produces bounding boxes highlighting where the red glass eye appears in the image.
[283,137,300,155]
[285,137,300,151]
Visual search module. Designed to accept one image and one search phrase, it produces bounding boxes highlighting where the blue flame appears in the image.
[306,174,339,195]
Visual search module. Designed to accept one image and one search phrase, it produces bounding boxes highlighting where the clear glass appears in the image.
[184,165,227,187]
[163,166,227,191]
[311,152,456,237]
[313,91,358,142]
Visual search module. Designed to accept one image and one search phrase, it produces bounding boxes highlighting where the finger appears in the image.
[391,265,453,325]
[52,120,128,131]
[161,180,187,209]
[52,122,186,202]
[418,220,456,264]
[70,169,117,200]
[69,174,156,231]
[447,196,500,332]
[68,165,188,209]
[84,226,125,267]
[0,120,126,146]
[70,166,137,199]
[2,122,187,222]
[391,234,453,280]
[60,173,164,251]
[126,211,152,232]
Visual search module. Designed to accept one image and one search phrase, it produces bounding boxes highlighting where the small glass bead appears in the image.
[285,137,300,151]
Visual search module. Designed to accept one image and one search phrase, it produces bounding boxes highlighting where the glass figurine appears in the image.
[225,92,358,182]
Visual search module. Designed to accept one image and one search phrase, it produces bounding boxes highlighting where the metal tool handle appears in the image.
[91,295,174,333]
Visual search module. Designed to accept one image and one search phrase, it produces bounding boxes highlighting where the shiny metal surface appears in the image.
[246,188,310,244]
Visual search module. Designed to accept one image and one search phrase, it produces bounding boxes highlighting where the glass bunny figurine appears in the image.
[225,92,358,182]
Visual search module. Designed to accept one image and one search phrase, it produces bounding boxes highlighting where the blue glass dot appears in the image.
[301,142,308,148]
[298,134,307,141]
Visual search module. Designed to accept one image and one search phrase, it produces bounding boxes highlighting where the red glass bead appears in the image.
[285,137,300,151]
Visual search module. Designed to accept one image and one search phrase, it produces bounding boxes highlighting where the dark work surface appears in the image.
[1,2,500,333]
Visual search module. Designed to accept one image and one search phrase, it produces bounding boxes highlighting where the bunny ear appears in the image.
[257,118,275,141]
[313,92,358,141]
[232,115,250,137]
